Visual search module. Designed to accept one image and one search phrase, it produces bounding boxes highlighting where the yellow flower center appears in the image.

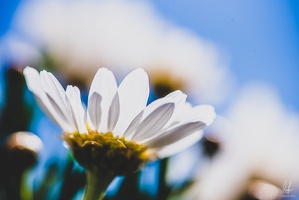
[63,131,153,175]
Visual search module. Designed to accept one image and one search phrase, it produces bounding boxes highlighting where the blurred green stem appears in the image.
[82,170,115,200]
[157,158,171,200]
[21,171,34,200]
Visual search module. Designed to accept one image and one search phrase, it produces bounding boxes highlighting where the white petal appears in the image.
[163,90,187,127]
[23,67,74,132]
[123,97,172,139]
[113,68,149,136]
[46,93,74,127]
[144,121,205,148]
[173,102,193,122]
[122,110,144,140]
[155,131,204,158]
[23,67,44,97]
[132,102,175,142]
[33,93,74,132]
[165,90,185,100]
[184,105,216,125]
[40,71,65,106]
[108,92,120,131]
[41,70,66,104]
[195,105,216,126]
[125,91,186,140]
[89,68,117,132]
[87,92,102,131]
[40,71,76,127]
[66,86,87,133]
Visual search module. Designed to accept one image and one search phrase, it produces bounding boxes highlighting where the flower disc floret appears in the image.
[63,131,151,175]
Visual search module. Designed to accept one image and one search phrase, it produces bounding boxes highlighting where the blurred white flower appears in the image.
[187,82,299,200]
[0,33,41,67]
[13,0,232,104]
[7,131,43,153]
[23,66,216,173]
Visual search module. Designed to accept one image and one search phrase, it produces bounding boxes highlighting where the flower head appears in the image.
[23,66,216,175]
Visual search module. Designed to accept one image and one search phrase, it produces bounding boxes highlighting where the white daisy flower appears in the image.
[24,66,215,182]
[14,0,232,105]
[186,83,299,200]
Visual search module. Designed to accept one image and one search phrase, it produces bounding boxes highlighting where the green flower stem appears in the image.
[82,170,115,200]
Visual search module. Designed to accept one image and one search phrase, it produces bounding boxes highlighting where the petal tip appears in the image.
[203,105,217,126]
[23,66,37,75]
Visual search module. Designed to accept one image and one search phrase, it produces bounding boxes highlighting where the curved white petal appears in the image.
[195,105,216,126]
[87,92,102,131]
[40,70,75,127]
[122,110,144,140]
[23,67,74,132]
[113,68,149,136]
[143,121,205,148]
[40,70,66,104]
[124,96,173,139]
[133,102,175,142]
[125,91,186,141]
[33,93,74,132]
[165,90,186,104]
[163,90,187,127]
[46,93,73,126]
[66,86,87,133]
[154,130,204,158]
[89,68,118,132]
[185,104,216,125]
[173,102,193,122]
[108,92,120,131]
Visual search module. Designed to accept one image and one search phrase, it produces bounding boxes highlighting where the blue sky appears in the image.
[1,0,299,111]
[148,0,299,111]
